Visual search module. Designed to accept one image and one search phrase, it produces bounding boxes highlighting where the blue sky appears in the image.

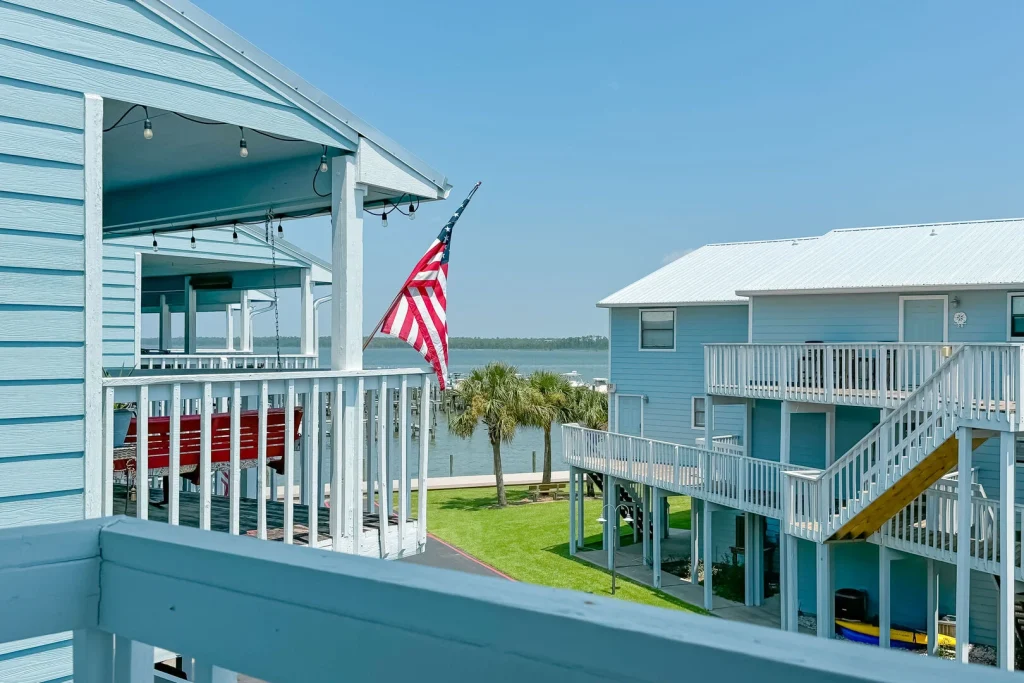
[190,0,1023,339]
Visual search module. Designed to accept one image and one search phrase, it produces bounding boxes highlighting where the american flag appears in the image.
[376,182,481,390]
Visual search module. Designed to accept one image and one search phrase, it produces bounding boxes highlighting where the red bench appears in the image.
[114,407,304,484]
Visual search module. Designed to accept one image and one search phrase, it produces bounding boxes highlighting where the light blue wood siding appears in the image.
[0,78,84,677]
[0,0,346,147]
[609,305,748,445]
[751,293,900,342]
[102,239,136,369]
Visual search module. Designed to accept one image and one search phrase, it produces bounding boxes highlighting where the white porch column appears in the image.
[604,476,613,570]
[641,485,650,566]
[704,395,714,449]
[781,533,799,632]
[879,545,891,649]
[331,154,364,371]
[955,426,973,663]
[927,558,940,657]
[653,487,663,588]
[703,502,713,611]
[299,267,314,356]
[239,291,251,352]
[225,304,234,351]
[824,406,836,467]
[999,430,1016,671]
[158,294,171,351]
[73,629,113,683]
[184,276,197,354]
[743,399,753,457]
[816,543,833,638]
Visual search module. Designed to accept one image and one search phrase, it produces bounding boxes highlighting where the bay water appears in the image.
[254,344,608,479]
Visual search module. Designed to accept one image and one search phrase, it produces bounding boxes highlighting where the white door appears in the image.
[616,395,643,436]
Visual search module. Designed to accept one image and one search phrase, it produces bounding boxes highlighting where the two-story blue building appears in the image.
[565,218,1024,670]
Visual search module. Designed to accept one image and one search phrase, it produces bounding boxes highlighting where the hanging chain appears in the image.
[266,211,282,365]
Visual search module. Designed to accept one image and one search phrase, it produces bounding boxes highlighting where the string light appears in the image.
[142,105,153,140]
[381,211,388,228]
[277,220,284,236]
[239,127,248,158]
[232,225,239,244]
[151,231,158,252]
[407,202,416,220]
[319,148,329,174]
[190,227,197,249]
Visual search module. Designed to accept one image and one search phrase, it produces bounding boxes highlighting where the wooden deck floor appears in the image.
[114,486,405,546]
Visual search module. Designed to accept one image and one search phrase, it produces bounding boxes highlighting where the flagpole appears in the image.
[363,181,482,352]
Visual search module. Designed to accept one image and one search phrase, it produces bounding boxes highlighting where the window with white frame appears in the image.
[692,396,706,429]
[639,309,675,350]
[1011,294,1024,339]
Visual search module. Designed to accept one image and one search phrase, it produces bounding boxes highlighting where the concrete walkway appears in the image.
[576,528,811,634]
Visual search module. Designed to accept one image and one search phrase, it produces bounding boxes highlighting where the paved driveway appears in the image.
[400,535,512,580]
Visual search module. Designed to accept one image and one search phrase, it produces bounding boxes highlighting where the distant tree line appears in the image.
[144,335,608,351]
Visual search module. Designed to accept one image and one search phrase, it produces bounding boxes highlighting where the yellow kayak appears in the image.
[835,619,956,649]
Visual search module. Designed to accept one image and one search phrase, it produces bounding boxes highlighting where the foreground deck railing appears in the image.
[102,367,430,558]
[7,518,997,683]
[138,352,319,370]
[562,425,812,519]
[705,342,959,408]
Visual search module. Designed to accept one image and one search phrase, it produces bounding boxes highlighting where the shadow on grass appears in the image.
[435,487,535,511]
[540,534,708,613]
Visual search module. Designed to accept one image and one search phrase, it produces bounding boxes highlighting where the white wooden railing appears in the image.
[785,344,1022,542]
[563,425,812,519]
[876,484,1024,580]
[5,517,994,683]
[705,342,956,408]
[102,367,430,559]
[138,352,319,370]
[695,434,745,456]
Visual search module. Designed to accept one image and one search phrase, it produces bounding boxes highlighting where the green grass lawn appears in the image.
[422,486,704,613]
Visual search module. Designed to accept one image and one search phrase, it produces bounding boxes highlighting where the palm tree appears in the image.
[448,362,532,507]
[566,385,609,430]
[526,371,572,485]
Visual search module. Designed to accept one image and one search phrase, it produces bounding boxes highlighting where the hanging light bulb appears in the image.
[142,106,153,139]
[152,231,159,252]
[239,127,248,158]
[277,220,283,236]
[319,154,329,174]
[190,227,197,249]
[232,226,239,244]
[408,201,416,220]
[381,210,388,228]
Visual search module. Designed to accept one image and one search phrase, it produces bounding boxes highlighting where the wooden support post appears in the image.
[577,470,586,549]
[749,516,757,606]
[999,430,1015,671]
[238,290,251,352]
[753,515,764,605]
[879,545,891,649]
[416,376,429,551]
[224,304,234,351]
[184,276,197,354]
[653,487,662,589]
[824,407,836,467]
[113,634,154,683]
[690,499,701,586]
[73,629,113,683]
[703,502,713,611]
[605,476,614,570]
[955,426,972,663]
[927,558,939,657]
[780,401,791,465]
[781,533,799,632]
[158,294,170,351]
[816,543,833,639]
[642,485,650,566]
[569,466,577,556]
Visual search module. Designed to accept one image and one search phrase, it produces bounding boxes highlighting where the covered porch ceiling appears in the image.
[140,289,272,314]
[101,100,447,237]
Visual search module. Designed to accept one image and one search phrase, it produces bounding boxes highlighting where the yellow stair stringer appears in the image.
[828,436,989,542]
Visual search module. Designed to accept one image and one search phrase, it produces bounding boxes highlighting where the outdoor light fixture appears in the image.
[408,201,416,220]
[232,227,239,244]
[381,212,388,228]
[190,227,197,249]
[239,127,248,158]
[151,231,158,252]
[319,152,329,173]
[277,220,283,235]
[143,118,153,140]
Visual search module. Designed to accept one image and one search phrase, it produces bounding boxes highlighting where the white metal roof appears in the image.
[597,237,819,307]
[736,218,1024,295]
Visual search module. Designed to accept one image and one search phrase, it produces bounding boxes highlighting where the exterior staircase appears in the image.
[588,472,652,536]
[787,345,1019,543]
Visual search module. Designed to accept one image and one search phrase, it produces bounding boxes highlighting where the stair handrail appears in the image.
[794,344,1021,540]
